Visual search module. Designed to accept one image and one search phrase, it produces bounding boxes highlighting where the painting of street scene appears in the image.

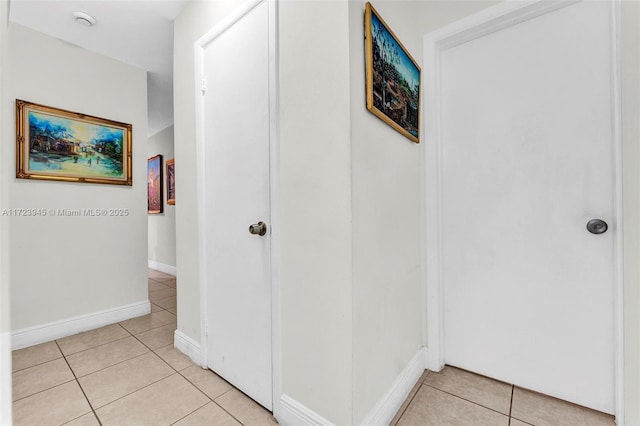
[16,100,132,185]
[365,3,420,143]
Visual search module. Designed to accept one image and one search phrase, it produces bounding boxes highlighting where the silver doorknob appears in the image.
[249,221,267,236]
[586,219,608,235]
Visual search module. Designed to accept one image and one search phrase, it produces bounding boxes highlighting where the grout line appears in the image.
[10,354,65,374]
[54,340,104,426]
[11,378,76,403]
[392,382,423,425]
[423,384,511,418]
[508,385,514,425]
[59,334,134,359]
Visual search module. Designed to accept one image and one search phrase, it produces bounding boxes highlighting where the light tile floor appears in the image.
[12,269,277,426]
[391,367,616,426]
[12,269,616,426]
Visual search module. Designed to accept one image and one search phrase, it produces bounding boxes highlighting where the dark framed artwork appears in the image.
[16,99,132,184]
[166,158,175,205]
[148,155,163,214]
[364,2,421,143]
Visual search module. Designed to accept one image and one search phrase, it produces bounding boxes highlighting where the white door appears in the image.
[437,1,616,413]
[202,1,272,410]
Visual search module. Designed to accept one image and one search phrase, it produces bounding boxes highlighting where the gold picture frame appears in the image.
[16,99,132,185]
[166,158,175,205]
[365,2,421,143]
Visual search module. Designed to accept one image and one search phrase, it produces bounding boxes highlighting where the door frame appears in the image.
[193,0,281,411]
[423,0,624,421]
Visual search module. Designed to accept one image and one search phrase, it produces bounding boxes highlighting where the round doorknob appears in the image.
[586,219,608,235]
[249,221,267,236]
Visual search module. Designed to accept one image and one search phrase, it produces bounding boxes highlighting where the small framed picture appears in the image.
[166,158,175,205]
[365,3,421,143]
[148,155,163,214]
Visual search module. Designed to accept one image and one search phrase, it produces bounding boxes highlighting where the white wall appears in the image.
[0,1,11,423]
[4,23,148,334]
[148,125,176,273]
[279,1,354,424]
[621,1,640,423]
[348,1,499,423]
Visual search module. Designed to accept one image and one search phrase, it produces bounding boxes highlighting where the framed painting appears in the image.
[166,158,175,205]
[364,2,421,143]
[148,155,163,214]
[16,99,132,185]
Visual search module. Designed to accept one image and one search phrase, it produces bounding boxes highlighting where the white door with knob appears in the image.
[198,0,272,410]
[425,0,619,414]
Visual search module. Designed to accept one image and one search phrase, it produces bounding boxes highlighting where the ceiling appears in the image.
[9,0,189,136]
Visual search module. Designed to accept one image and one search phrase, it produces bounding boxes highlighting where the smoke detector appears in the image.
[73,11,96,27]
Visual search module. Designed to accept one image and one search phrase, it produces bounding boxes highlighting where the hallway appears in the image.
[11,270,277,426]
[11,271,617,426]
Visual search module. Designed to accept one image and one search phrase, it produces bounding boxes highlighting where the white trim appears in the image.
[423,0,624,419]
[174,330,206,368]
[268,0,283,419]
[277,394,336,426]
[11,301,150,350]
[194,0,279,412]
[360,347,427,426]
[147,260,176,276]
[609,1,624,424]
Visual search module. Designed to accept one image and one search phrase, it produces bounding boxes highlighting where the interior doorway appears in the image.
[195,0,276,411]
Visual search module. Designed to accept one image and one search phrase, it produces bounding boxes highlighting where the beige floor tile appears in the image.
[511,387,615,426]
[149,280,170,292]
[120,311,176,335]
[135,323,176,349]
[161,279,176,289]
[13,381,92,426]
[95,373,209,426]
[154,295,177,310]
[215,388,277,426]
[149,269,174,279]
[155,344,195,371]
[12,358,74,401]
[149,287,177,301]
[151,303,164,313]
[390,381,423,425]
[12,341,62,372]
[166,306,177,315]
[181,365,233,399]
[78,352,173,408]
[63,412,101,426]
[397,385,509,426]
[57,324,130,356]
[510,419,533,426]
[174,402,242,426]
[419,370,430,383]
[424,366,512,415]
[153,276,176,284]
[66,336,149,377]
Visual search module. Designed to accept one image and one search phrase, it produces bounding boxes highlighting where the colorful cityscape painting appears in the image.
[365,3,421,143]
[16,100,132,185]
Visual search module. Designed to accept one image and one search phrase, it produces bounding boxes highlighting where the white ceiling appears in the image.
[9,0,188,136]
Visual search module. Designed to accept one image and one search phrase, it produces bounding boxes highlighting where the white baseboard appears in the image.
[174,330,206,368]
[148,260,176,276]
[11,301,150,350]
[276,394,336,426]
[360,347,427,426]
